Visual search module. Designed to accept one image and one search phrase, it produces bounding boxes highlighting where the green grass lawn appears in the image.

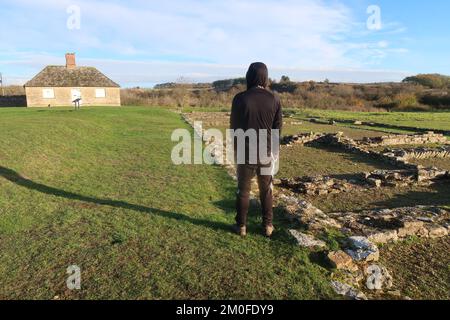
[282,122,386,140]
[0,106,334,300]
[278,144,397,179]
[294,109,450,133]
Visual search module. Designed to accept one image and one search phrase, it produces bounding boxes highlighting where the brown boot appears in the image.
[265,225,275,237]
[233,225,247,237]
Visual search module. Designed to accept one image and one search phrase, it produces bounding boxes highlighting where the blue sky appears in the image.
[0,0,449,87]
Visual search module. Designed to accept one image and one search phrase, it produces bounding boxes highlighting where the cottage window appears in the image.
[42,88,55,99]
[95,88,106,98]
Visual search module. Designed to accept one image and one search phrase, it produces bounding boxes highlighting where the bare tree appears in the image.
[173,76,191,113]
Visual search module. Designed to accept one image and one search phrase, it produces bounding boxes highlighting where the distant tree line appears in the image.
[212,78,246,91]
[403,74,450,89]
[0,85,25,96]
[122,74,450,111]
[6,73,449,111]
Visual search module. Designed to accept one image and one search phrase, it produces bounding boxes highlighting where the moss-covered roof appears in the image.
[25,66,120,88]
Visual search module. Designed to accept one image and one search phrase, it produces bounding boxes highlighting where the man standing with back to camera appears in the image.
[230,62,282,238]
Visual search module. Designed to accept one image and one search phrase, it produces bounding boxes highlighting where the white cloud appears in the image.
[0,0,412,85]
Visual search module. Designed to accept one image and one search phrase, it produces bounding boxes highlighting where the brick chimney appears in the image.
[65,53,76,70]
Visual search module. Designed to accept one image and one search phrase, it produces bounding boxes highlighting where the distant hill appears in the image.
[403,74,450,89]
[154,82,211,90]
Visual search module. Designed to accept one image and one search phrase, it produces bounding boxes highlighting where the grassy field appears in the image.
[0,107,335,300]
[185,110,450,299]
[293,109,450,132]
[278,144,397,179]
[380,237,450,300]
[1,106,449,300]
[176,107,450,133]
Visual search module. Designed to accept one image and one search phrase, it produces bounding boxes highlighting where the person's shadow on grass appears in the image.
[0,166,233,233]
[0,165,298,244]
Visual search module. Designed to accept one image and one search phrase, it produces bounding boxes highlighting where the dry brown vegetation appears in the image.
[1,85,25,96]
[121,74,450,112]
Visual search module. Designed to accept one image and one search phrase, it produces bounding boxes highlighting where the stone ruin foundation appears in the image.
[184,113,450,299]
[282,132,325,146]
[278,193,450,300]
[277,131,450,299]
[278,176,357,196]
[277,167,449,196]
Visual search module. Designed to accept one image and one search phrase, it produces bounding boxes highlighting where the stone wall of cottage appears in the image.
[25,87,121,107]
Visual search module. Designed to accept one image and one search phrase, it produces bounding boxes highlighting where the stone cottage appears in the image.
[24,53,121,107]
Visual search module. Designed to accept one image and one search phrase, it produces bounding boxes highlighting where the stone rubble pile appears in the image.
[288,230,327,248]
[279,192,449,299]
[367,167,448,186]
[182,113,238,180]
[278,167,448,197]
[327,206,450,243]
[279,176,356,195]
[279,193,449,245]
[362,168,449,188]
[278,194,341,231]
[281,132,325,146]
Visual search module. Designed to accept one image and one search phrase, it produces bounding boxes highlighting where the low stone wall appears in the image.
[279,176,356,196]
[278,193,449,243]
[364,168,449,187]
[278,167,449,196]
[281,132,325,146]
[362,132,448,146]
[382,146,450,161]
[307,132,448,172]
[182,113,238,181]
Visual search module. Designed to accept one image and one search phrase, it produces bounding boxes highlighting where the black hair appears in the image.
[246,62,269,90]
